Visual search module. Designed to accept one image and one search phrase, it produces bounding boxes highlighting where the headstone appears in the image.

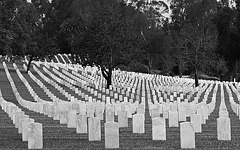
[106,108,114,122]
[86,104,94,118]
[105,122,119,149]
[118,110,128,127]
[163,105,170,119]
[22,118,34,141]
[137,104,145,115]
[151,108,160,119]
[18,115,29,133]
[169,110,179,127]
[178,108,186,122]
[180,122,195,149]
[72,103,80,113]
[59,110,68,124]
[67,110,76,128]
[53,106,59,120]
[133,114,144,133]
[76,114,87,133]
[79,103,86,115]
[15,111,24,128]
[95,106,103,120]
[190,114,201,133]
[152,117,166,140]
[27,123,43,149]
[88,117,101,141]
[217,117,231,140]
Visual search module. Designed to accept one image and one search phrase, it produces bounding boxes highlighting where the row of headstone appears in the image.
[3,62,136,150]
[217,83,231,141]
[0,89,43,149]
[4,60,229,149]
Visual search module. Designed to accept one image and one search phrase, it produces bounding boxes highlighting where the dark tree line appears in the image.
[1,0,240,88]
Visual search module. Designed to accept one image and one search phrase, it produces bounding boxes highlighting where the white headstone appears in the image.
[152,117,166,140]
[118,110,128,127]
[133,114,144,133]
[27,123,43,149]
[169,110,179,127]
[76,114,87,133]
[217,117,231,140]
[190,114,202,133]
[88,117,101,141]
[180,122,195,149]
[67,110,76,128]
[105,122,119,149]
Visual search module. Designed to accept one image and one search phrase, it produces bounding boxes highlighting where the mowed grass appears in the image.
[0,59,240,149]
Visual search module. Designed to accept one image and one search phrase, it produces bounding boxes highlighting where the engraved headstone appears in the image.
[86,104,94,118]
[118,110,128,127]
[22,118,34,141]
[27,123,43,149]
[67,110,76,128]
[76,114,87,133]
[178,108,186,121]
[133,114,144,133]
[106,108,114,122]
[190,114,202,133]
[169,110,179,127]
[105,122,119,149]
[59,110,68,124]
[88,117,101,141]
[180,122,195,149]
[217,117,231,140]
[152,117,166,140]
[151,108,160,119]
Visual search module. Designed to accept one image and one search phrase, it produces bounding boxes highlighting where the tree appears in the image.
[169,0,229,86]
[74,0,143,88]
[0,0,59,72]
[173,24,226,86]
[213,1,240,81]
[141,27,172,73]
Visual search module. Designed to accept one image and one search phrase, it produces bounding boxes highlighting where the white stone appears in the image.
[178,109,186,122]
[133,114,144,133]
[27,123,43,149]
[106,108,115,122]
[118,110,128,127]
[105,122,119,149]
[180,122,195,149]
[152,117,166,140]
[217,117,231,140]
[88,117,101,141]
[190,114,202,133]
[22,118,34,141]
[76,114,87,133]
[67,110,76,128]
[169,110,179,127]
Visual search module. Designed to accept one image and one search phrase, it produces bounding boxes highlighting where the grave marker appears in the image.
[152,117,166,140]
[217,117,231,140]
[118,110,128,127]
[76,114,87,133]
[133,114,144,133]
[88,117,101,141]
[27,123,43,149]
[180,122,195,149]
[105,122,119,149]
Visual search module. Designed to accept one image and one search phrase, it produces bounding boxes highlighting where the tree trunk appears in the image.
[101,67,112,89]
[106,71,112,89]
[27,56,33,73]
[179,65,182,78]
[194,67,199,87]
[148,53,152,74]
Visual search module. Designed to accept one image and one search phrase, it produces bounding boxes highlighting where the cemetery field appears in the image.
[1,56,240,149]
